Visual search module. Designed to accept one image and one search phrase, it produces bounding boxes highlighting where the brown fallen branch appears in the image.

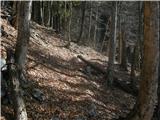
[6,49,27,120]
[77,55,138,96]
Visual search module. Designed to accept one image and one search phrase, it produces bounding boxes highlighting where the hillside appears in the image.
[1,10,135,120]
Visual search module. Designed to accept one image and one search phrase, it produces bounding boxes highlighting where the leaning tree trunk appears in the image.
[127,2,159,120]
[106,1,118,86]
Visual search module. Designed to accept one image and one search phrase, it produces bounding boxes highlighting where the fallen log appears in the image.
[77,55,106,74]
[77,55,138,96]
[6,49,27,120]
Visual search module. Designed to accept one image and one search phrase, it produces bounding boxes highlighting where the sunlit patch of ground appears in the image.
[1,16,135,120]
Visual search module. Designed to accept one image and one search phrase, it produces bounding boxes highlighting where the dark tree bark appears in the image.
[130,46,136,85]
[32,1,42,24]
[88,1,92,42]
[65,2,72,48]
[43,1,51,27]
[106,1,118,86]
[138,1,144,71]
[77,1,86,43]
[120,30,127,71]
[93,3,99,48]
[153,2,160,119]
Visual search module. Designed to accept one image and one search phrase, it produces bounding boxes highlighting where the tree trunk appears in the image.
[106,1,118,86]
[88,1,92,43]
[65,2,72,48]
[32,1,42,24]
[118,31,122,63]
[127,2,159,120]
[77,1,86,43]
[77,55,138,96]
[40,1,44,26]
[153,2,160,119]
[138,1,144,71]
[15,1,32,69]
[93,4,99,48]
[44,1,50,27]
[64,1,67,40]
[12,1,18,15]
[7,49,28,120]
[130,46,136,85]
[100,16,111,52]
[120,30,127,71]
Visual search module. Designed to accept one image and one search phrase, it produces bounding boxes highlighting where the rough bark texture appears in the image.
[7,49,27,120]
[15,1,32,69]
[107,1,117,86]
[128,2,159,120]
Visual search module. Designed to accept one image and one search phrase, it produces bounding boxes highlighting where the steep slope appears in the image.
[1,11,135,120]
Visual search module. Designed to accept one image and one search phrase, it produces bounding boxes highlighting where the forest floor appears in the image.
[1,10,136,120]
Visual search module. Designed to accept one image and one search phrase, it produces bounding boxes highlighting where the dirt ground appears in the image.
[1,13,135,120]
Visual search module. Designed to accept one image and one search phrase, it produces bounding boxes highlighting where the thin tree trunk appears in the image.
[88,1,92,43]
[44,1,50,27]
[117,2,122,63]
[13,1,18,15]
[138,1,144,71]
[153,2,160,119]
[93,4,99,48]
[106,1,118,86]
[118,24,122,63]
[118,31,122,64]
[66,2,72,47]
[40,1,44,26]
[130,46,136,85]
[77,1,86,43]
[64,0,67,40]
[100,16,111,52]
[120,30,127,71]
[32,1,41,24]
